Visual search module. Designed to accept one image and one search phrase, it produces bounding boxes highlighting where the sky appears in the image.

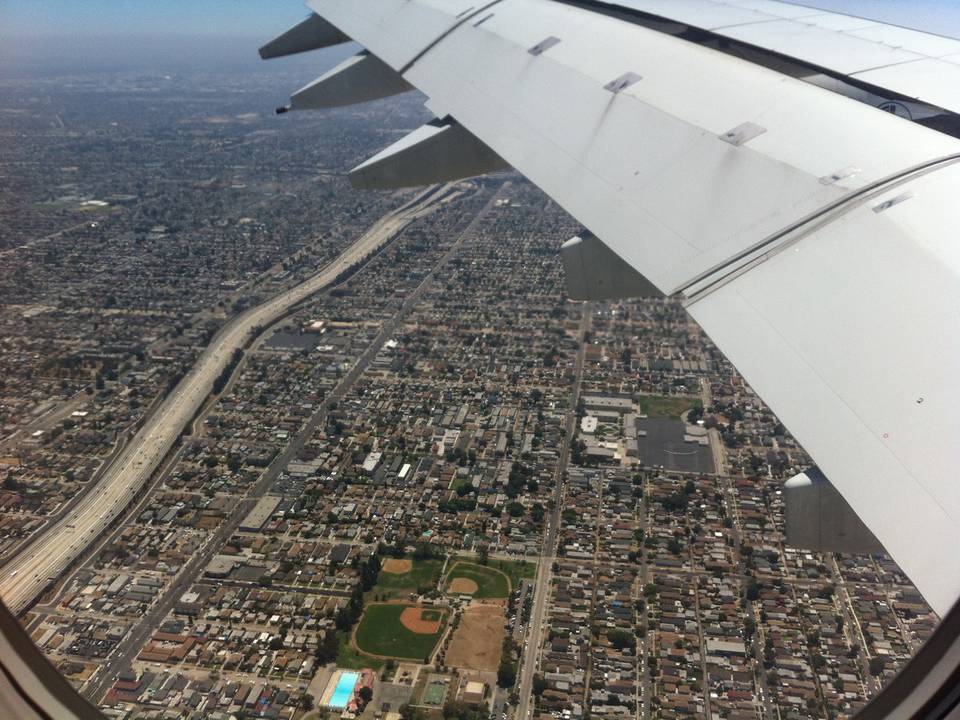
[3,0,960,39]
[802,0,960,36]
[2,1,960,75]
[0,0,308,41]
[0,1,318,75]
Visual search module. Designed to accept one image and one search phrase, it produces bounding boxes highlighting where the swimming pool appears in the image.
[329,671,359,709]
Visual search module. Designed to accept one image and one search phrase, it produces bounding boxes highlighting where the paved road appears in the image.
[0,185,452,616]
[832,559,879,696]
[637,488,652,719]
[0,219,93,260]
[0,390,89,453]
[718,474,781,720]
[516,304,592,719]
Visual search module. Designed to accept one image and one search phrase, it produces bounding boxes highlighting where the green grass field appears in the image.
[354,604,446,660]
[493,557,537,588]
[444,561,511,598]
[336,634,384,670]
[373,558,443,600]
[638,394,703,419]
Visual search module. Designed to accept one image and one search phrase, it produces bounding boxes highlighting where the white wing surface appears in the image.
[270,0,960,615]
[605,0,960,114]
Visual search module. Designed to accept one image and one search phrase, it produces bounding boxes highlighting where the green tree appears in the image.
[607,629,636,651]
[497,660,517,688]
[315,630,339,664]
[532,674,548,696]
[399,704,425,720]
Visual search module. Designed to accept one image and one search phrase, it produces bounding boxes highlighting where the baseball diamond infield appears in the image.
[443,561,510,599]
[354,603,447,660]
[448,577,480,594]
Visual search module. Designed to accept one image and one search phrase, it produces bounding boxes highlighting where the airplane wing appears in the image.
[263,0,960,616]
[605,0,960,116]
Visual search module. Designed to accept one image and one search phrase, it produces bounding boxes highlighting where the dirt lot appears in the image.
[382,558,413,574]
[445,604,505,671]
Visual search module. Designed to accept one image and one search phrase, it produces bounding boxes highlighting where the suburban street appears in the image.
[515,305,592,719]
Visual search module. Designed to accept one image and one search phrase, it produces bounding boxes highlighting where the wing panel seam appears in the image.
[398,0,505,75]
[678,152,960,301]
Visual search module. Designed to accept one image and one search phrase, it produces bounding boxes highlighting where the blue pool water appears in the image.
[330,671,360,709]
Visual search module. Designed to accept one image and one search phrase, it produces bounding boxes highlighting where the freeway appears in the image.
[0,184,454,615]
[81,181,497,702]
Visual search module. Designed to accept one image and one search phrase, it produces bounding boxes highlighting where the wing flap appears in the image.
[311,0,959,295]
[293,0,960,613]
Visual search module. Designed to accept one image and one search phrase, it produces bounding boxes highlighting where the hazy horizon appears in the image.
[0,0,310,78]
[3,0,960,79]
[0,33,355,79]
